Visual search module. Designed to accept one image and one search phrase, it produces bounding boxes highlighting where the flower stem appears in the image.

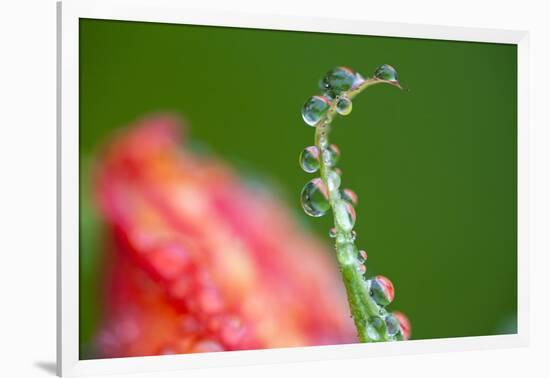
[314,77,399,342]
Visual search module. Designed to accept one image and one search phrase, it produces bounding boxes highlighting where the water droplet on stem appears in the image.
[302,96,331,126]
[336,97,353,116]
[327,170,341,191]
[369,275,395,306]
[366,316,385,341]
[299,146,320,173]
[374,64,400,87]
[341,188,358,206]
[300,178,330,217]
[320,67,357,98]
[384,314,400,336]
[323,144,340,167]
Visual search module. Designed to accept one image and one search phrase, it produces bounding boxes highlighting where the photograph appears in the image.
[78,18,518,360]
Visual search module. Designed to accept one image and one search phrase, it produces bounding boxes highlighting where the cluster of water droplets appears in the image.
[298,65,409,342]
[299,67,361,224]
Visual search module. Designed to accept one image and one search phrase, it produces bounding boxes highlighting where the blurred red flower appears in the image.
[93,115,356,358]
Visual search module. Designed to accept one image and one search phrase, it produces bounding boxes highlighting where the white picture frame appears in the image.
[57,0,529,376]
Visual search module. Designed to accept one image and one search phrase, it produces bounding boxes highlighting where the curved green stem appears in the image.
[314,77,401,342]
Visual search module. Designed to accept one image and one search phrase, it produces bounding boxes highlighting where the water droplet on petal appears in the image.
[393,311,411,340]
[329,227,337,238]
[302,96,331,126]
[374,64,399,85]
[384,314,400,336]
[341,188,358,206]
[320,67,357,98]
[359,249,368,262]
[366,316,385,341]
[369,275,395,306]
[336,97,353,116]
[299,146,320,173]
[300,178,330,217]
[357,262,366,274]
[327,170,341,191]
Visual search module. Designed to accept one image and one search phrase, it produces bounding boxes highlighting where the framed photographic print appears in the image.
[57,0,529,376]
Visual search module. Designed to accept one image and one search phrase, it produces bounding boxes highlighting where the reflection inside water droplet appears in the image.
[369,275,395,306]
[299,146,320,173]
[320,67,357,98]
[366,316,385,341]
[336,97,353,116]
[302,96,331,126]
[323,144,340,167]
[384,314,400,336]
[327,170,341,191]
[300,178,330,217]
[341,188,358,206]
[374,64,399,85]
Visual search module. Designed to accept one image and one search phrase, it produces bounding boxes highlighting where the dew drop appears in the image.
[359,249,368,262]
[366,316,385,341]
[320,67,357,98]
[393,311,412,340]
[329,227,337,238]
[344,202,356,228]
[374,64,399,84]
[350,230,357,242]
[302,96,331,126]
[327,170,341,191]
[336,97,353,116]
[323,144,340,167]
[299,146,320,173]
[353,72,366,88]
[300,178,330,217]
[384,314,400,336]
[333,200,356,232]
[357,262,366,274]
[369,275,395,306]
[341,188,358,206]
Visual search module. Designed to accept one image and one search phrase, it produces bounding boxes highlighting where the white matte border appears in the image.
[57,0,529,376]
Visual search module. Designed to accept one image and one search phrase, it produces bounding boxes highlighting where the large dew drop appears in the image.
[299,146,320,173]
[300,178,330,217]
[374,64,399,84]
[384,314,400,336]
[320,67,357,98]
[369,275,395,306]
[336,97,353,116]
[302,96,331,127]
[366,316,385,341]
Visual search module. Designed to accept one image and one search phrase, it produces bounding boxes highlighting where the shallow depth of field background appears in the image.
[79,18,517,354]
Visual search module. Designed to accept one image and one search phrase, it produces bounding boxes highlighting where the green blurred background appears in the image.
[79,18,517,350]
